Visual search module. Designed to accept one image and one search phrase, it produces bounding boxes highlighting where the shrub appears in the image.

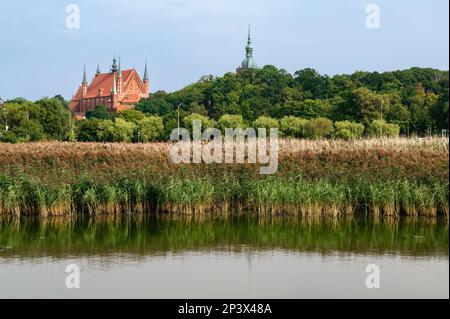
[334,121,365,140]
[218,114,245,132]
[279,116,308,137]
[369,120,400,138]
[0,131,18,143]
[252,116,279,131]
[303,118,334,139]
[183,113,215,133]
[76,119,115,142]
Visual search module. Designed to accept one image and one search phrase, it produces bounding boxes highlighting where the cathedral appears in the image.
[69,57,149,119]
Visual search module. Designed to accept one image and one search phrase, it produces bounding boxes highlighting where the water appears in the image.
[0,214,448,298]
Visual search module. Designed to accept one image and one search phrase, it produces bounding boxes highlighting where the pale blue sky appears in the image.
[0,0,448,101]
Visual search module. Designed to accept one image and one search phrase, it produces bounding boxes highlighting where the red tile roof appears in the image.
[73,69,136,101]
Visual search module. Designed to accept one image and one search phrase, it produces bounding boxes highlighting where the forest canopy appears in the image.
[136,66,448,138]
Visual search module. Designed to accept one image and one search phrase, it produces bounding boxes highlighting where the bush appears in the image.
[0,131,18,143]
[334,121,365,140]
[369,120,400,138]
[279,116,308,137]
[218,114,245,132]
[183,113,215,132]
[252,116,279,131]
[76,119,115,142]
[12,119,44,142]
[303,118,334,139]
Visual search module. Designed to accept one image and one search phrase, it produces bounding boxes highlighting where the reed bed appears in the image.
[0,173,447,217]
[0,137,448,217]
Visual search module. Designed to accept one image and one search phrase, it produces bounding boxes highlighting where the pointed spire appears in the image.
[118,56,123,78]
[111,54,118,72]
[111,74,117,94]
[238,25,257,71]
[245,25,253,59]
[143,58,149,81]
[82,64,88,84]
[96,63,101,75]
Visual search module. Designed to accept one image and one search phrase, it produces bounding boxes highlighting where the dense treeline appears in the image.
[136,66,448,137]
[0,96,74,143]
[0,67,448,143]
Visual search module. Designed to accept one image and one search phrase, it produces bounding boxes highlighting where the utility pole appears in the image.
[380,100,384,138]
[177,103,181,139]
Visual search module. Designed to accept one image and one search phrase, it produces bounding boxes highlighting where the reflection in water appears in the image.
[0,214,448,258]
[0,214,448,298]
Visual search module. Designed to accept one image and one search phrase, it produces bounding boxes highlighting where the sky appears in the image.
[0,0,448,101]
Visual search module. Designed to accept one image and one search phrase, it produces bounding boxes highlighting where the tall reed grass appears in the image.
[0,137,447,217]
[0,173,447,217]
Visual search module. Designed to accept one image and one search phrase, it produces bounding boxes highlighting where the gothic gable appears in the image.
[123,70,146,95]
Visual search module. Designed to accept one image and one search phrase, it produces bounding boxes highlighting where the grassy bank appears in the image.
[0,138,448,217]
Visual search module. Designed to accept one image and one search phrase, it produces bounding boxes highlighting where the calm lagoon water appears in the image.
[0,214,448,299]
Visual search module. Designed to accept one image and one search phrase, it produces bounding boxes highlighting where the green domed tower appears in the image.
[237,26,258,73]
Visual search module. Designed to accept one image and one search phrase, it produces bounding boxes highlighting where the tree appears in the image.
[303,118,334,139]
[76,119,114,142]
[385,93,411,134]
[0,100,64,142]
[136,116,164,142]
[85,105,113,120]
[12,119,44,142]
[136,95,173,116]
[113,118,136,142]
[35,97,73,141]
[351,87,388,129]
[368,120,400,138]
[334,121,364,140]
[293,99,332,119]
[188,102,208,116]
[279,116,308,137]
[294,68,330,99]
[52,95,69,108]
[116,109,146,123]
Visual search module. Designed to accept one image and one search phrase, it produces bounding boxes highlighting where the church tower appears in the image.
[237,26,257,74]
